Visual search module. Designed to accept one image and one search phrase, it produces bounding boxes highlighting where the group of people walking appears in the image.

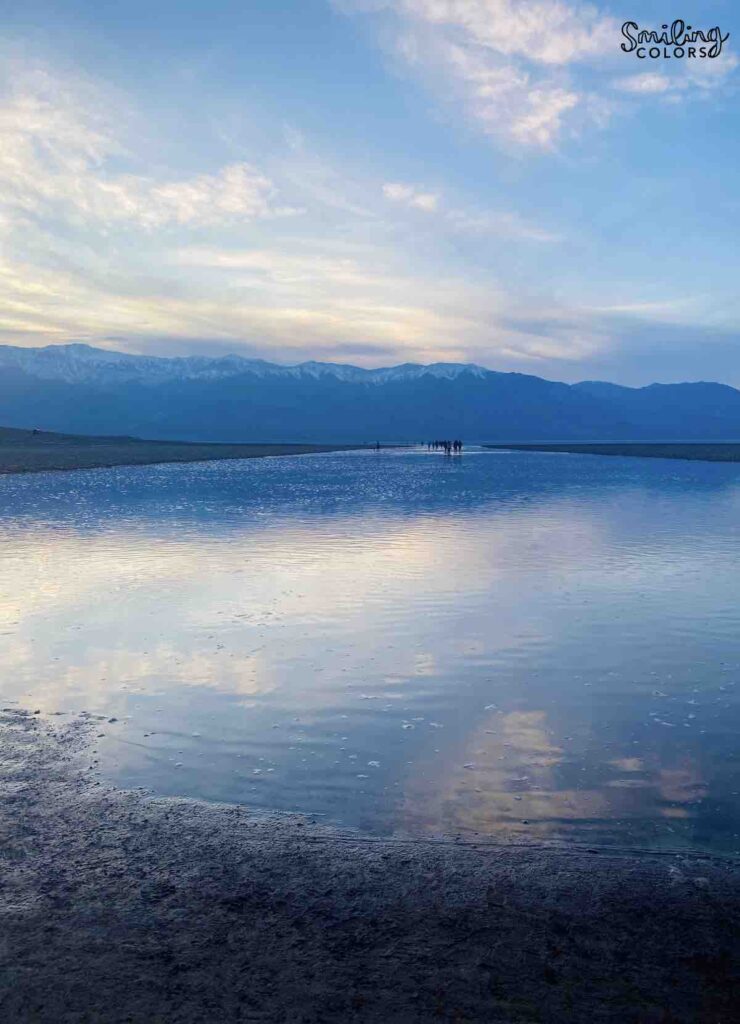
[427,439,463,454]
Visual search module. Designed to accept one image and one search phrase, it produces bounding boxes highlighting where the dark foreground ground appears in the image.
[485,442,740,462]
[0,426,366,474]
[1,709,739,1023]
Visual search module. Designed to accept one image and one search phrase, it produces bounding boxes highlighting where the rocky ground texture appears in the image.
[1,707,739,1023]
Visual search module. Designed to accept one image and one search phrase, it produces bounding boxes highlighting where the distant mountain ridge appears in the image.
[0,343,489,385]
[0,342,738,443]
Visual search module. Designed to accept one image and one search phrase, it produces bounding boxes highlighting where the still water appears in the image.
[1,448,739,852]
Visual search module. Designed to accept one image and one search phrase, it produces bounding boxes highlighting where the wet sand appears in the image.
[1,708,738,1023]
[485,442,740,462]
[0,426,367,474]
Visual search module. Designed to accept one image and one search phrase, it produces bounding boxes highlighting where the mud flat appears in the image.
[484,442,740,462]
[1,707,738,1023]
[0,426,367,474]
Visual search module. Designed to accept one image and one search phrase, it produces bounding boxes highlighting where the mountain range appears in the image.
[0,342,739,443]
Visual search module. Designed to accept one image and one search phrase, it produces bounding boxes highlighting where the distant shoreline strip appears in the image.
[484,443,740,463]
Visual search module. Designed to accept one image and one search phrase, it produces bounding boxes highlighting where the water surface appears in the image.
[1,448,739,852]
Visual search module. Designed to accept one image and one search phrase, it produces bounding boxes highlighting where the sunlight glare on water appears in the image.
[1,447,740,852]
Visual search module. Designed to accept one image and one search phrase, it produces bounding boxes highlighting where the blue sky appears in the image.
[1,0,739,384]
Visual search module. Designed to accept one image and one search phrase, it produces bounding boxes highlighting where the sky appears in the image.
[0,0,739,385]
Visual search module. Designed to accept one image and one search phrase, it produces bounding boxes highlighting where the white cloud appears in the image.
[0,53,574,372]
[383,181,440,210]
[446,207,559,242]
[507,84,580,147]
[382,181,558,240]
[684,51,739,91]
[339,0,617,148]
[0,235,604,369]
[338,1,738,148]
[615,52,738,98]
[396,0,615,65]
[396,24,585,148]
[614,72,672,95]
[2,51,705,381]
[172,245,402,291]
[0,65,291,230]
[101,164,289,228]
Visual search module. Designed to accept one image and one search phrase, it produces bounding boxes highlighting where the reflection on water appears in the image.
[1,448,740,852]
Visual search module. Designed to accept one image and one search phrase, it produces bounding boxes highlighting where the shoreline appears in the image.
[0,426,372,475]
[484,442,740,462]
[2,708,738,1022]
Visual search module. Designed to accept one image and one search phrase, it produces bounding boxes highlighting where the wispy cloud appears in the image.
[446,207,559,242]
[0,46,724,383]
[381,180,558,240]
[0,226,601,370]
[614,72,672,95]
[337,0,617,148]
[337,1,738,149]
[0,64,293,230]
[383,181,439,210]
[614,51,738,98]
[337,0,614,64]
[0,50,569,362]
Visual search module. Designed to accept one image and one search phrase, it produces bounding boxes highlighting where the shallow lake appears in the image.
[1,448,739,852]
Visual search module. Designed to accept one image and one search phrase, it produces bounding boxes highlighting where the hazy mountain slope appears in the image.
[573,380,740,436]
[0,344,739,442]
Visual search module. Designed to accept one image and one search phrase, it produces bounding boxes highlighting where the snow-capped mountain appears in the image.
[1,341,739,444]
[0,343,489,386]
